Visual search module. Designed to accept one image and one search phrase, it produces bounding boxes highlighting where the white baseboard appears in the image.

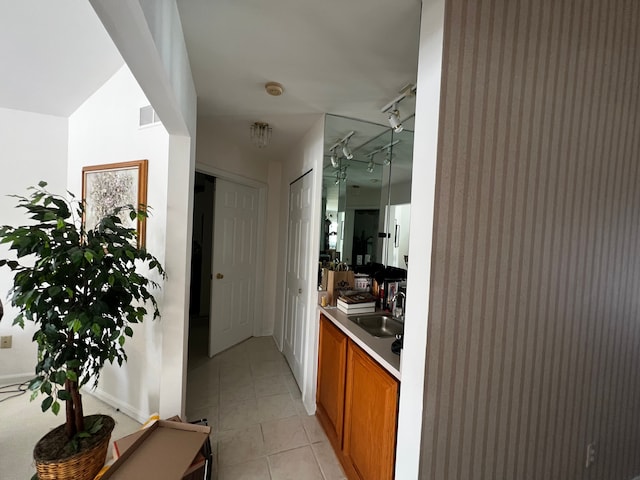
[0,372,32,387]
[88,388,149,424]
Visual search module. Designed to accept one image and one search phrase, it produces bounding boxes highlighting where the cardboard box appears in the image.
[112,420,208,479]
[100,420,211,480]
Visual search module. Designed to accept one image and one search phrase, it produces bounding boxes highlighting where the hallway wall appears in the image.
[421,0,640,478]
[0,107,68,385]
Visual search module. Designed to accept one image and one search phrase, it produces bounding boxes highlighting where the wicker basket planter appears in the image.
[34,415,115,480]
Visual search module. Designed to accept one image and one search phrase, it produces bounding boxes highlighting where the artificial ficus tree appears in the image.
[0,182,165,439]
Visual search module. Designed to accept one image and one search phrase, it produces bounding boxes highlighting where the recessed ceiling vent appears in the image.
[139,105,161,127]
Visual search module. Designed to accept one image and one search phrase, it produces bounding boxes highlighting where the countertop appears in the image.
[318,306,401,380]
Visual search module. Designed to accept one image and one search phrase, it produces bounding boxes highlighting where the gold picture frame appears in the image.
[82,159,149,247]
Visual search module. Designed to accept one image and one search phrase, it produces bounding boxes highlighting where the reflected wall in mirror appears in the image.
[320,114,414,274]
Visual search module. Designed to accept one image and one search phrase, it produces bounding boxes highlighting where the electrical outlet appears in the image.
[585,442,596,468]
[0,335,12,349]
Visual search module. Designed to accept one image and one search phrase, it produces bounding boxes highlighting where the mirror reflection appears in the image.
[320,114,414,274]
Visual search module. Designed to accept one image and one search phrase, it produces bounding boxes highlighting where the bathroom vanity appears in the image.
[316,307,401,480]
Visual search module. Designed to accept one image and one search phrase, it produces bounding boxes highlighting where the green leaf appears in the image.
[118,336,125,347]
[13,313,25,328]
[66,370,77,382]
[71,319,82,333]
[51,401,60,415]
[41,381,52,395]
[58,390,70,401]
[48,285,62,297]
[84,251,94,262]
[41,396,53,412]
[54,371,67,385]
[29,377,44,391]
[88,417,104,434]
[91,323,102,336]
[124,326,133,337]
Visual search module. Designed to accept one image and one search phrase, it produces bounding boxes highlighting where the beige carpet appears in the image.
[0,385,140,479]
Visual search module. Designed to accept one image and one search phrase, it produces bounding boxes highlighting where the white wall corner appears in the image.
[89,388,149,424]
[394,0,446,479]
[91,0,198,420]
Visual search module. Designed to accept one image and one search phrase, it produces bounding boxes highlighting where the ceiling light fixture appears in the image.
[250,121,272,148]
[265,81,284,96]
[381,84,416,132]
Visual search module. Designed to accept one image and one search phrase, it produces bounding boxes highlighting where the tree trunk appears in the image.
[64,378,76,438]
[64,376,85,438]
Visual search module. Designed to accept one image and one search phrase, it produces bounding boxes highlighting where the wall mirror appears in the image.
[320,114,414,280]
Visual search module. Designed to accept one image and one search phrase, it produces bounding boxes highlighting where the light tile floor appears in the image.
[185,335,347,480]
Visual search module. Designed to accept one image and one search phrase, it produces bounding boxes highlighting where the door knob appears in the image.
[216,273,224,279]
[298,288,303,294]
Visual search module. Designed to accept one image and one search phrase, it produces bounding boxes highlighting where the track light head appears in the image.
[384,148,394,165]
[367,160,375,173]
[339,166,348,182]
[330,148,339,168]
[388,107,403,133]
[342,142,353,160]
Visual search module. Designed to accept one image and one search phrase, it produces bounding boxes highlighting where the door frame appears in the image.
[278,166,325,415]
[195,163,268,338]
[282,170,314,386]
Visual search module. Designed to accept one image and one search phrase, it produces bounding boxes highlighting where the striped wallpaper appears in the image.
[420,0,640,479]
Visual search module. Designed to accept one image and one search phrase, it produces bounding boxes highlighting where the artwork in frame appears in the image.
[82,160,149,247]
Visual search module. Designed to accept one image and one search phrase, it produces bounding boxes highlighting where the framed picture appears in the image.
[82,160,149,247]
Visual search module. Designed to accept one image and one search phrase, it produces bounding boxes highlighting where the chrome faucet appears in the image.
[391,291,406,322]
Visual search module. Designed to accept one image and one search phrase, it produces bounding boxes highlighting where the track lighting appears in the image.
[330,148,339,168]
[366,139,400,168]
[384,148,393,165]
[387,106,403,133]
[381,84,416,132]
[366,152,376,173]
[335,165,348,184]
[329,131,356,164]
[342,141,353,160]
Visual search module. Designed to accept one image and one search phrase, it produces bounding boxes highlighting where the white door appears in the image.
[283,172,313,386]
[209,178,259,357]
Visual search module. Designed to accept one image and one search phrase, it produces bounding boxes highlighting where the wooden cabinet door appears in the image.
[343,340,399,480]
[316,314,348,450]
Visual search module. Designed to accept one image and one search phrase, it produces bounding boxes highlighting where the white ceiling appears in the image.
[0,0,421,159]
[0,0,123,117]
[177,0,422,157]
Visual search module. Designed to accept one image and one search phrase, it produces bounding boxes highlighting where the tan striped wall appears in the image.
[420,0,640,479]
